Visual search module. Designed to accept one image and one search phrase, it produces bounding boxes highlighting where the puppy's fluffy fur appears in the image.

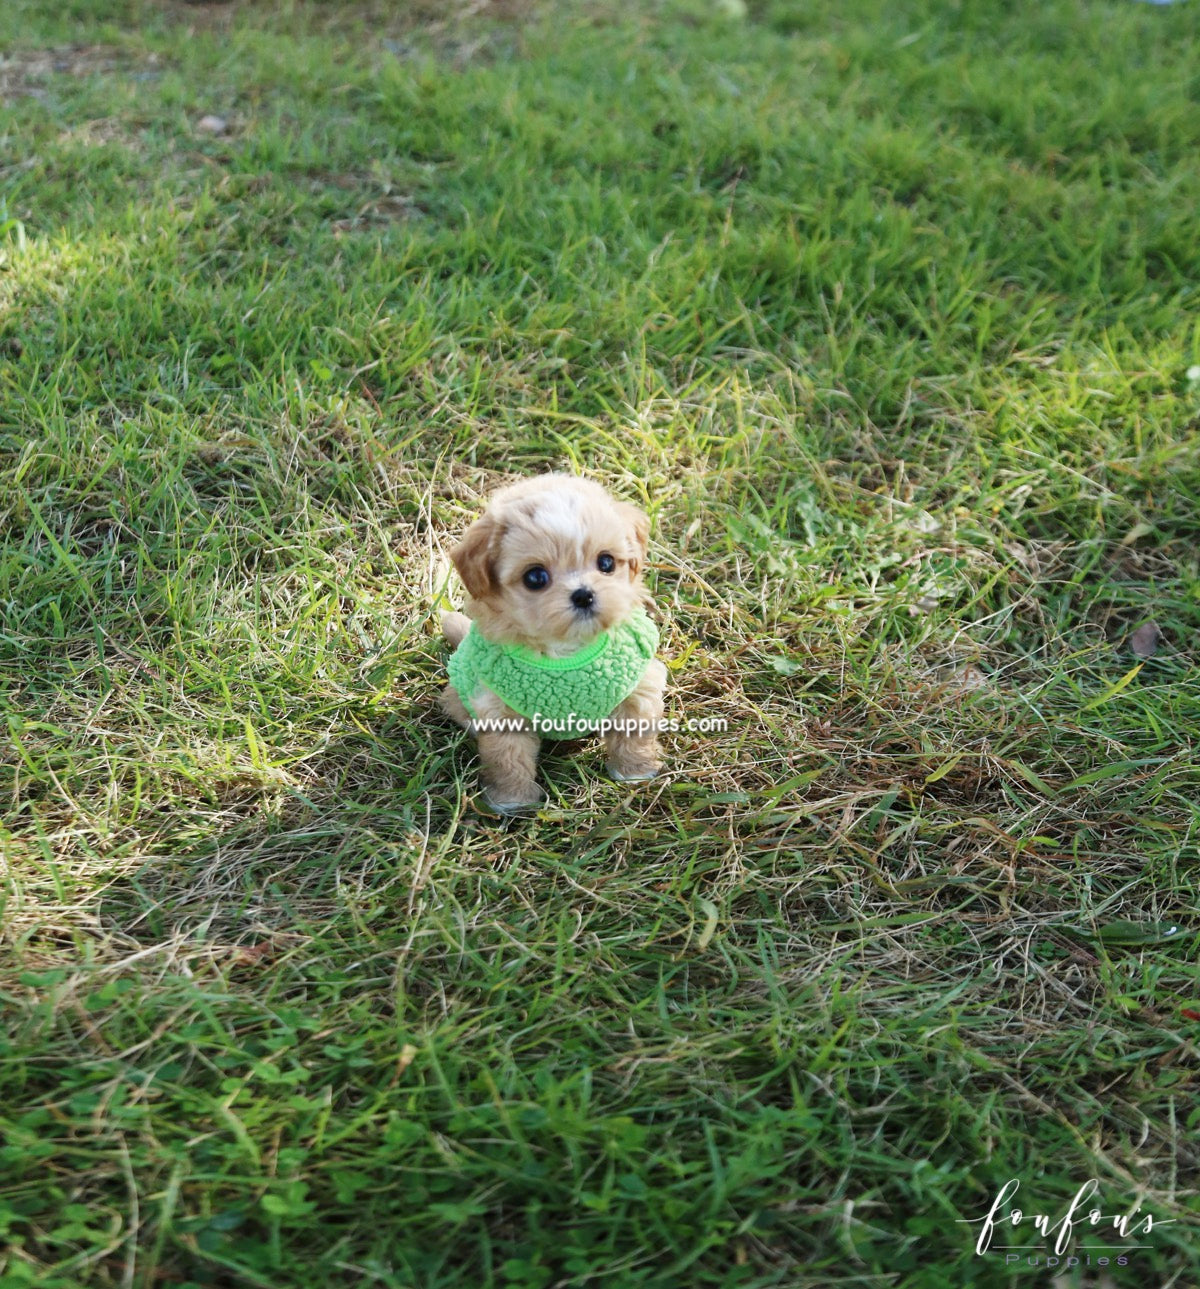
[440,474,667,813]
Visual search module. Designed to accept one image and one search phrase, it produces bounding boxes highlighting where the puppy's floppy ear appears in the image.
[451,513,503,600]
[616,502,650,580]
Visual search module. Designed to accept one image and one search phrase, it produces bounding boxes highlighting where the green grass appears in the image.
[2,0,1199,1285]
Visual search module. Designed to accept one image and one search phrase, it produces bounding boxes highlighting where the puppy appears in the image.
[440,474,667,814]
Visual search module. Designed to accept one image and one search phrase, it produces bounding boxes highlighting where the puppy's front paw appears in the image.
[481,781,546,816]
[438,685,473,729]
[606,755,662,783]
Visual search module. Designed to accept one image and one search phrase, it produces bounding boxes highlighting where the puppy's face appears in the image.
[451,475,650,653]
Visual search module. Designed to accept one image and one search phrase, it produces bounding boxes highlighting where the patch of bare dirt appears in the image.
[0,44,159,106]
[162,1,238,34]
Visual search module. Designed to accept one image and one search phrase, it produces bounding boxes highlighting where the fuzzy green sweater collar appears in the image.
[448,608,659,732]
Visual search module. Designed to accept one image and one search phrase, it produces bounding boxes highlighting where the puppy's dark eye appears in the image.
[596,553,616,574]
[522,566,551,591]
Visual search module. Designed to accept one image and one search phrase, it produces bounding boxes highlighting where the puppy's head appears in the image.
[451,474,651,653]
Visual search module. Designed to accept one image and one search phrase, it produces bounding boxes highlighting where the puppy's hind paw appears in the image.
[441,610,472,646]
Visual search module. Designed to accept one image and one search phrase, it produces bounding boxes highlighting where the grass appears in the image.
[1,0,1199,1284]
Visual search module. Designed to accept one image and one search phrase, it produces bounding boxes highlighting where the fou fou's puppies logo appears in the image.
[958,1178,1173,1268]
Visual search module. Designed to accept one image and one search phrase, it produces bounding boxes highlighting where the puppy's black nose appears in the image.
[570,587,595,611]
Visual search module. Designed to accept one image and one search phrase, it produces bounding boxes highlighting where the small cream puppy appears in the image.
[440,474,667,814]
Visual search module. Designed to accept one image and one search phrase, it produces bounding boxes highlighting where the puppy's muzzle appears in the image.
[570,587,595,612]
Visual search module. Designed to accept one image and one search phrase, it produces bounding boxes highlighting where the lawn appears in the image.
[1,0,1198,1285]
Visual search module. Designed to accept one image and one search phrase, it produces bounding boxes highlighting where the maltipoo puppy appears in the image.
[440,474,668,814]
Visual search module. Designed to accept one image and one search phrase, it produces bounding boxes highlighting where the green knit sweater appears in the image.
[447,608,660,733]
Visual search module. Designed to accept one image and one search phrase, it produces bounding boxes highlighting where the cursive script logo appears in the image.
[959,1179,1172,1257]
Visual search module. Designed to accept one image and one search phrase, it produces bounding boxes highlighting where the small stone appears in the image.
[952,665,990,693]
[196,114,228,135]
[1129,622,1161,659]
